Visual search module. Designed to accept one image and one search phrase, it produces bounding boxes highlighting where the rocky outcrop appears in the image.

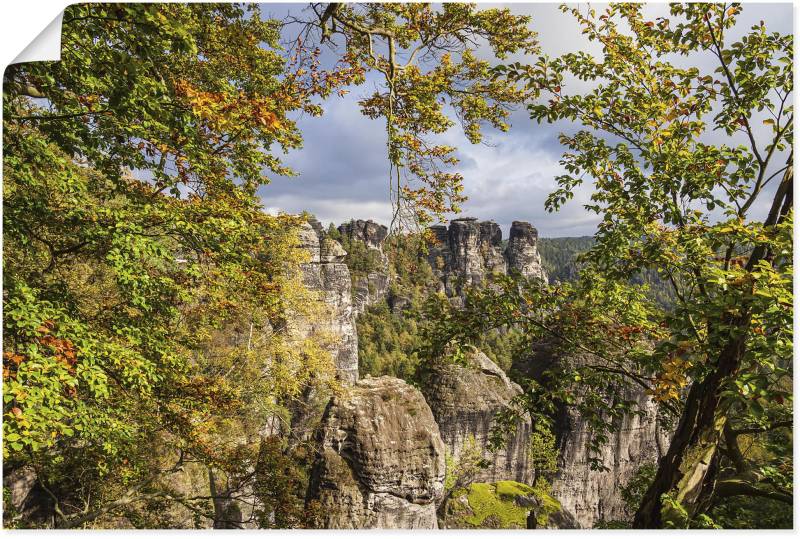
[298,219,359,385]
[442,480,578,529]
[307,376,446,528]
[421,350,532,484]
[447,218,507,285]
[338,219,389,253]
[427,218,547,300]
[551,387,665,527]
[337,219,391,315]
[513,342,668,528]
[505,221,547,282]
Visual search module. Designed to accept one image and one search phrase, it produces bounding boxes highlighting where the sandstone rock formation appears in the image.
[421,350,532,484]
[551,387,666,527]
[427,218,547,301]
[338,219,389,253]
[338,219,391,314]
[505,221,547,281]
[441,480,579,529]
[306,376,446,529]
[513,342,669,528]
[351,272,390,315]
[298,219,359,384]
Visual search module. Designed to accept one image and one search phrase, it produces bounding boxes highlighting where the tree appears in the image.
[3,3,350,527]
[304,2,539,229]
[428,2,791,528]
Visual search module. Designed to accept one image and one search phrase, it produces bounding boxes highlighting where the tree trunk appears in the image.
[209,468,242,529]
[633,336,743,528]
[634,161,793,528]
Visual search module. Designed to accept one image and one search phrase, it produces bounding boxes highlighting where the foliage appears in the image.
[540,236,675,306]
[354,233,440,380]
[443,435,489,495]
[528,422,558,478]
[3,2,346,528]
[253,437,319,529]
[537,236,595,283]
[352,232,527,381]
[454,479,559,529]
[325,225,385,291]
[622,464,658,514]
[309,3,539,228]
[595,463,657,528]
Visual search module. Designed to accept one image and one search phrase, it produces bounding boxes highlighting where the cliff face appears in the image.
[298,220,359,385]
[551,387,666,527]
[505,221,547,282]
[514,342,669,528]
[306,376,446,529]
[427,218,547,300]
[338,219,391,314]
[421,350,533,485]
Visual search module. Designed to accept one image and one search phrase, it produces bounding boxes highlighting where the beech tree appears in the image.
[516,3,792,527]
[3,3,352,527]
[3,2,547,528]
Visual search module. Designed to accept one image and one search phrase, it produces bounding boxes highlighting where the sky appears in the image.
[256,2,793,238]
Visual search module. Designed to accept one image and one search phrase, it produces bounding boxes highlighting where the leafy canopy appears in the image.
[429,2,792,528]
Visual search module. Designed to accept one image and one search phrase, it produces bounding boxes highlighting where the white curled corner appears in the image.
[12,11,64,65]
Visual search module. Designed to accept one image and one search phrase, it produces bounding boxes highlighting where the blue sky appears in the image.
[256,2,793,237]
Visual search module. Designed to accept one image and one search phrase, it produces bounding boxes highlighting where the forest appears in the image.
[2,2,793,530]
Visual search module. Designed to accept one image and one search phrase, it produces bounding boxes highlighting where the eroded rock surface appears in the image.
[505,221,547,282]
[338,219,391,314]
[306,376,446,529]
[514,342,669,528]
[298,219,359,384]
[421,350,533,484]
[338,219,389,253]
[427,218,547,301]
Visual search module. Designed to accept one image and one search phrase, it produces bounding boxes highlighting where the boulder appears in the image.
[307,376,446,528]
[441,480,576,529]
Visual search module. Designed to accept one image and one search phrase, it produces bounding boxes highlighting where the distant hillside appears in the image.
[539,236,675,306]
[538,236,596,283]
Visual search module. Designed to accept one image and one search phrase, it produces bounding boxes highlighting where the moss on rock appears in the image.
[463,482,530,528]
[444,480,562,529]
